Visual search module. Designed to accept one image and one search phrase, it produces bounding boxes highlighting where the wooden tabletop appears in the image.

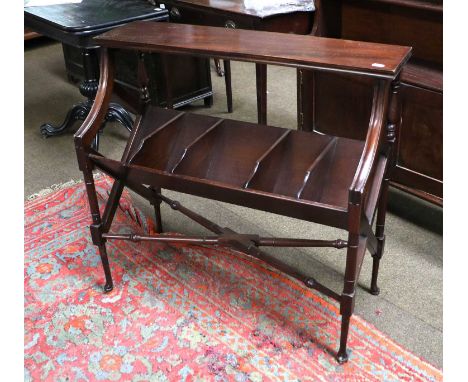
[24,0,167,34]
[95,21,412,78]
[167,0,315,18]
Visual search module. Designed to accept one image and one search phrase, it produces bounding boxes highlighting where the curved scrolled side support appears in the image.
[74,48,115,151]
[348,79,390,206]
[73,48,116,294]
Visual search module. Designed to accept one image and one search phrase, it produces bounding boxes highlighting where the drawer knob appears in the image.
[170,7,181,20]
[225,20,236,29]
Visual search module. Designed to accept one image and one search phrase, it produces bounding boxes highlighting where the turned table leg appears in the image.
[370,78,401,295]
[255,63,267,125]
[82,167,114,293]
[214,58,225,76]
[337,244,358,364]
[224,60,233,113]
[370,177,389,295]
[150,187,164,234]
[40,100,93,138]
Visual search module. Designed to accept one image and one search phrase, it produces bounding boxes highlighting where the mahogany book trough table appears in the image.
[74,22,411,363]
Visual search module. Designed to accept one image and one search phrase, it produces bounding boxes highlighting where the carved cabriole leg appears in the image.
[106,103,134,133]
[42,48,99,138]
[90,103,133,151]
[370,77,401,295]
[42,47,133,150]
[40,101,93,137]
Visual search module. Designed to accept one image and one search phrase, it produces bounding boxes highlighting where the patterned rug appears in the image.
[25,175,442,381]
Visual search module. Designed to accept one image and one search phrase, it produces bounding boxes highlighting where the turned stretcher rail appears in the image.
[102,232,348,248]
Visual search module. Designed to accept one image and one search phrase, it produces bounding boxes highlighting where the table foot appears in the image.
[106,102,134,133]
[40,101,92,138]
[40,100,134,151]
[204,95,214,108]
[336,350,349,364]
[369,285,380,296]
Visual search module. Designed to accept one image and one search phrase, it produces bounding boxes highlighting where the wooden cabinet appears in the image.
[299,0,443,205]
[62,44,213,111]
[166,2,256,29]
[396,81,442,199]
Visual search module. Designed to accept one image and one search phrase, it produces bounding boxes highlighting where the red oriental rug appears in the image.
[25,175,442,381]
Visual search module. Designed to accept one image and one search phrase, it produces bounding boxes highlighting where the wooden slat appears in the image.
[88,153,349,229]
[94,22,412,78]
[243,130,291,189]
[128,112,185,163]
[170,119,225,173]
[296,137,337,199]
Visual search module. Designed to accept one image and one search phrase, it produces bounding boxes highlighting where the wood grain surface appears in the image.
[94,21,411,77]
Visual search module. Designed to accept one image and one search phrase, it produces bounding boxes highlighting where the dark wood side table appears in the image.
[160,0,315,124]
[24,0,168,147]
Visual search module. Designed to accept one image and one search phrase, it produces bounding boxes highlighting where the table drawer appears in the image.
[165,3,256,29]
